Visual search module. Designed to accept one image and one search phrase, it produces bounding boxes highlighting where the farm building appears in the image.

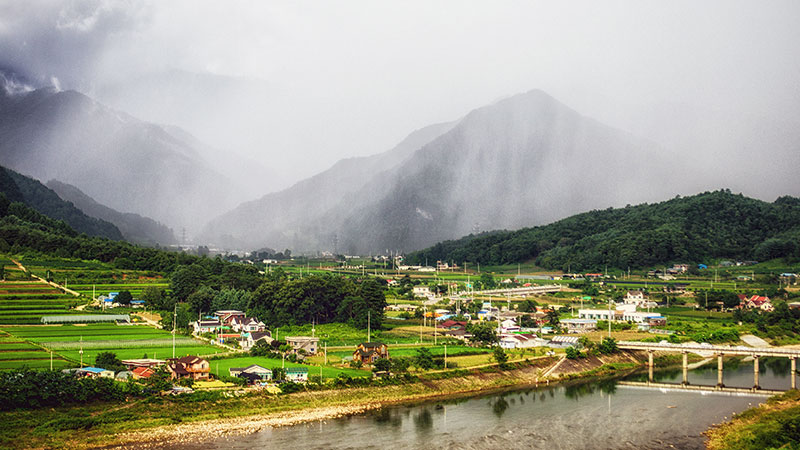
[166,356,210,381]
[285,367,308,382]
[285,336,319,355]
[230,364,273,383]
[353,342,389,364]
[561,318,597,333]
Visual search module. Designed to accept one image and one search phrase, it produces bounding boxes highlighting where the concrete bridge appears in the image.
[618,341,800,391]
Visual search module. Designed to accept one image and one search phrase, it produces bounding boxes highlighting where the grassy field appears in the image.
[209,356,370,379]
[0,323,223,369]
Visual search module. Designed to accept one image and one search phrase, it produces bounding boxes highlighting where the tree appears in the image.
[479,273,496,289]
[467,321,498,345]
[414,347,435,370]
[492,346,509,369]
[598,337,618,354]
[95,351,124,372]
[546,309,560,326]
[372,357,393,373]
[115,290,133,306]
[141,286,164,309]
[188,286,216,314]
[565,346,582,359]
[170,264,207,302]
[391,357,411,373]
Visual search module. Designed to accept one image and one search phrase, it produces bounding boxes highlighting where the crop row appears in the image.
[56,346,224,363]
[0,351,51,360]
[0,359,71,370]
[0,342,40,350]
[42,337,201,350]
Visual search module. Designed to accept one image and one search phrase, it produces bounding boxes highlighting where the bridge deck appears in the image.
[618,341,800,358]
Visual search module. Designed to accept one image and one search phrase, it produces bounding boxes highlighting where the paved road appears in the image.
[740,334,770,348]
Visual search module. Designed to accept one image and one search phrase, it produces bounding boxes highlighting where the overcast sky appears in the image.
[1,0,799,190]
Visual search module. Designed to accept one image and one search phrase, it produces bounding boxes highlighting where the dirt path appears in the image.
[10,258,82,297]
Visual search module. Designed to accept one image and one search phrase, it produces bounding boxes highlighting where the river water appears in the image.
[184,358,792,449]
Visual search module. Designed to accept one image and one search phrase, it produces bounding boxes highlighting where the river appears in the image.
[177,357,792,449]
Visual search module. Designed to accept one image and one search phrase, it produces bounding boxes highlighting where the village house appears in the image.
[353,342,389,364]
[285,367,309,382]
[578,309,624,322]
[166,355,210,380]
[121,358,165,370]
[623,291,657,308]
[285,336,319,355]
[229,364,272,383]
[439,320,467,331]
[500,318,520,333]
[241,330,273,350]
[131,366,155,379]
[76,367,115,379]
[192,318,221,334]
[738,295,774,311]
[214,310,246,327]
[231,317,266,333]
[413,286,432,297]
[561,318,598,333]
[499,333,547,349]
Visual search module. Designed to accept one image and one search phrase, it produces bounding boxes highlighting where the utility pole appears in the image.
[79,336,84,368]
[172,304,177,359]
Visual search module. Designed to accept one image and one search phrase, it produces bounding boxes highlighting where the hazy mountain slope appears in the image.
[0,166,122,240]
[0,87,240,234]
[327,90,686,253]
[405,190,800,270]
[46,180,176,245]
[205,90,689,253]
[200,121,456,249]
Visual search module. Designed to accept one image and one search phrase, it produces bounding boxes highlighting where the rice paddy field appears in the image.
[0,323,224,370]
[0,261,83,324]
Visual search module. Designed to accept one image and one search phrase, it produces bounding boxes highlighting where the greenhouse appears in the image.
[40,314,130,324]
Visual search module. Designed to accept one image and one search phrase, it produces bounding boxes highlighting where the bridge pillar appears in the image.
[682,352,689,385]
[648,350,654,383]
[717,354,724,388]
[753,355,760,390]
[792,357,797,390]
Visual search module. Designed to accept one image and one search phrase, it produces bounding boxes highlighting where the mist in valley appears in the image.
[0,1,798,252]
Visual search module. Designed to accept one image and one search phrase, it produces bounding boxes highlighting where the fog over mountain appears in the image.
[203,90,703,253]
[46,180,176,246]
[0,86,246,234]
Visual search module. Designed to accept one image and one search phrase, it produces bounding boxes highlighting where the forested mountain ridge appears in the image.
[46,180,176,246]
[405,190,800,271]
[0,166,122,240]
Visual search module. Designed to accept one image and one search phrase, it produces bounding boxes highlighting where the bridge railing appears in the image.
[618,341,800,358]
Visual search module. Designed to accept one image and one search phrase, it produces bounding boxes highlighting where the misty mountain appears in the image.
[0,86,243,234]
[204,90,690,253]
[46,180,176,246]
[0,165,122,240]
[201,120,456,249]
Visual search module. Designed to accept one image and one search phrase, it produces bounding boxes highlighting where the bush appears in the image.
[279,381,304,394]
[565,347,583,359]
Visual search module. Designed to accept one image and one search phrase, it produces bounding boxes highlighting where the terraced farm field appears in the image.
[0,329,70,370]
[0,323,225,370]
[70,283,170,298]
[0,279,82,324]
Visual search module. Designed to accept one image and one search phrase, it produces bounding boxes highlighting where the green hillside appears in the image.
[405,190,800,271]
[0,166,122,240]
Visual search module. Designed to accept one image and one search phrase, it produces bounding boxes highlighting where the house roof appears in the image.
[251,331,272,341]
[359,342,385,348]
[79,367,108,374]
[169,355,206,365]
[286,367,308,374]
[132,367,155,378]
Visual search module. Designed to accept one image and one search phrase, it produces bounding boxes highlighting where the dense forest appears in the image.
[0,166,122,240]
[406,190,800,271]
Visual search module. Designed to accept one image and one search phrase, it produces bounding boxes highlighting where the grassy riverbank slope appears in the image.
[0,353,643,449]
[706,389,800,449]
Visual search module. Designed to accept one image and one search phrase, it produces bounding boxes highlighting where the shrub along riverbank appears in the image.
[706,389,800,449]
